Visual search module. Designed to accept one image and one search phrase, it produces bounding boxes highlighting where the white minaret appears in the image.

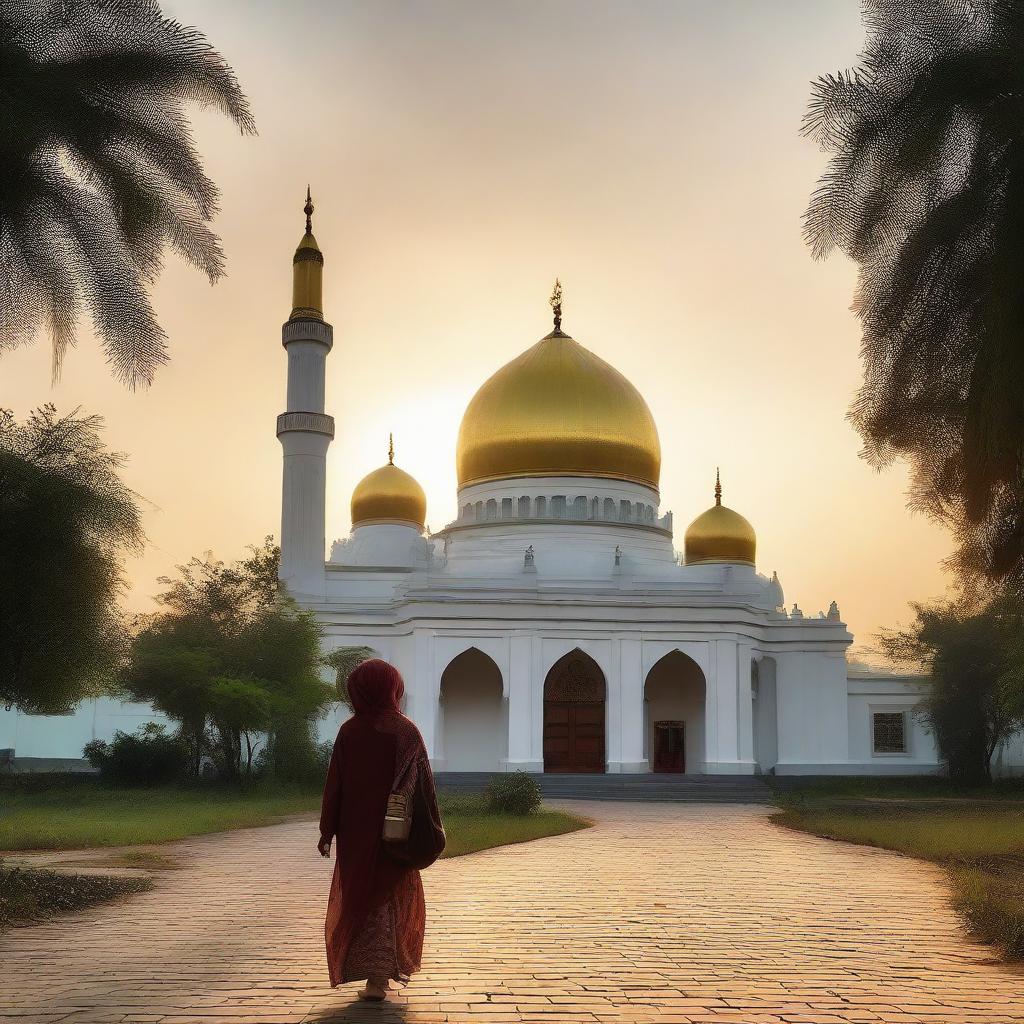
[277,188,333,599]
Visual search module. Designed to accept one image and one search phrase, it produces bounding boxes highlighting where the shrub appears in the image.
[83,722,186,786]
[484,771,541,815]
[254,720,332,784]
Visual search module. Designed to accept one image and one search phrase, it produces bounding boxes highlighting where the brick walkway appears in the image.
[2,801,1023,1024]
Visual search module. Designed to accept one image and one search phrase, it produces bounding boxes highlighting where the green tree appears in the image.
[881,595,1024,783]
[323,645,378,707]
[0,405,143,713]
[124,539,333,780]
[803,1,1024,591]
[0,0,255,387]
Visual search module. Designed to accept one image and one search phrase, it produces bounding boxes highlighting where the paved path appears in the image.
[3,802,1023,1024]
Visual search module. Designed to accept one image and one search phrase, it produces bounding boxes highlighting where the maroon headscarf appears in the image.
[346,659,404,717]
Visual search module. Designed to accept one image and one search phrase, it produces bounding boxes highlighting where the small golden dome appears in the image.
[351,437,426,530]
[456,288,660,488]
[290,186,323,321]
[684,471,756,566]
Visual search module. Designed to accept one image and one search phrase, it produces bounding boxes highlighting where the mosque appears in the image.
[276,195,969,778]
[5,199,1023,776]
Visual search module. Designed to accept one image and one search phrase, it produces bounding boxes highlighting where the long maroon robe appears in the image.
[319,660,446,987]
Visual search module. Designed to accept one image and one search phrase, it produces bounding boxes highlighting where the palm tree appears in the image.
[0,0,255,387]
[803,0,1024,592]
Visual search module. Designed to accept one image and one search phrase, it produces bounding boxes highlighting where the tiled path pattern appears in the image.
[2,802,1023,1024]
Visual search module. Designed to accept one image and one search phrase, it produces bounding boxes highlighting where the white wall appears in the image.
[846,677,940,773]
[3,698,172,762]
[753,656,778,772]
[774,651,850,774]
[315,702,352,745]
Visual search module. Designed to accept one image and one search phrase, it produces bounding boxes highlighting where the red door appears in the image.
[544,702,606,773]
[543,653,607,773]
[653,721,685,773]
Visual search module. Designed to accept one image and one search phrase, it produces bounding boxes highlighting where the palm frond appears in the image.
[0,0,255,386]
[805,0,1024,589]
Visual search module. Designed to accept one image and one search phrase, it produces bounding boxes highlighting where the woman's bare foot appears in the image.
[357,978,389,1001]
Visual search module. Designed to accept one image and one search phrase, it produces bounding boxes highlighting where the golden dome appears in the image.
[290,187,323,321]
[456,294,660,488]
[351,437,426,530]
[684,471,756,566]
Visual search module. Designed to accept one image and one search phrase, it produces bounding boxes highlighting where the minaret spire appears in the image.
[715,467,722,506]
[290,185,324,320]
[549,278,564,335]
[388,432,394,465]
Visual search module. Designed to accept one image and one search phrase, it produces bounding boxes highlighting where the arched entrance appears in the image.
[644,651,705,774]
[439,648,506,771]
[543,650,606,773]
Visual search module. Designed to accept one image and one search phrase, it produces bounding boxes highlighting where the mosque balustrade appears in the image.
[451,492,672,531]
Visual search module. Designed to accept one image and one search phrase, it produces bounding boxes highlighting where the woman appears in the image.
[318,659,446,1001]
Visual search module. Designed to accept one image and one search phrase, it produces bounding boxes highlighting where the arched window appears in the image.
[535,496,547,518]
[518,495,531,518]
[551,495,567,518]
[604,497,616,520]
[485,498,498,519]
[619,500,632,522]
[572,496,587,519]
[501,497,513,518]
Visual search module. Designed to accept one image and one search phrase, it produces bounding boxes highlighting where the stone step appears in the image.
[436,772,772,803]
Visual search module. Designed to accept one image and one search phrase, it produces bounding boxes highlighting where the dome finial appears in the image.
[290,185,324,320]
[388,432,394,465]
[549,278,563,333]
[715,467,722,506]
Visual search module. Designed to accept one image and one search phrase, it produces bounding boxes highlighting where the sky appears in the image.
[2,0,955,657]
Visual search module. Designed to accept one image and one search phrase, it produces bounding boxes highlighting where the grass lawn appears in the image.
[0,775,322,850]
[437,793,588,858]
[771,778,1024,959]
[0,775,589,854]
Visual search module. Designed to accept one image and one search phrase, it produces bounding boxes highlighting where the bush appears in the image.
[483,771,541,815]
[83,722,187,786]
[254,720,332,784]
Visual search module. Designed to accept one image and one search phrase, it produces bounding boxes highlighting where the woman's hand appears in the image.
[317,834,332,857]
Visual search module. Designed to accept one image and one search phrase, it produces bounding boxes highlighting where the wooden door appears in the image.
[544,702,605,773]
[543,654,606,773]
[653,720,685,773]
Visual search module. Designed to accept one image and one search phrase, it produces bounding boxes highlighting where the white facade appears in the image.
[313,512,967,776]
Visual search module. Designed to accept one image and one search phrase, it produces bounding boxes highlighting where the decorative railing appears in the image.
[445,494,673,532]
[282,318,333,348]
[276,411,335,438]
